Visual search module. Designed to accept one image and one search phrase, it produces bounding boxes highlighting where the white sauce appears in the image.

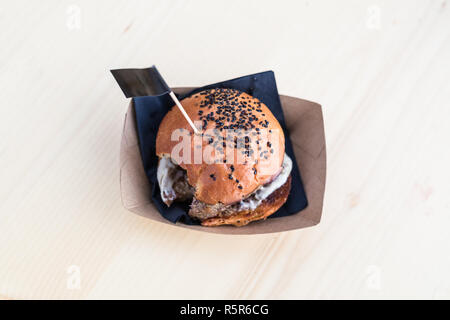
[238,153,293,210]
[157,156,184,204]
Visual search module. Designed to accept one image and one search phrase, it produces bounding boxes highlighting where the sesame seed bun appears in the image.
[156,88,285,205]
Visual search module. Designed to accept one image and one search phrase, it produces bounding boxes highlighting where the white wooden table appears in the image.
[1,0,449,299]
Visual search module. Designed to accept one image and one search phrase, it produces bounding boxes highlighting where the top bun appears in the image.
[156,88,285,205]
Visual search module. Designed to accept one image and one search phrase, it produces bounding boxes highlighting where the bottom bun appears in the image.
[200,175,292,227]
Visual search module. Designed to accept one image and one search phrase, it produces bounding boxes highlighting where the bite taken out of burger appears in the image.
[156,88,292,227]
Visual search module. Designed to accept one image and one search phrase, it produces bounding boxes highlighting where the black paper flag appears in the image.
[111,66,170,98]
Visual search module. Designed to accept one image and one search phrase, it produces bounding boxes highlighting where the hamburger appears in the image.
[156,88,292,227]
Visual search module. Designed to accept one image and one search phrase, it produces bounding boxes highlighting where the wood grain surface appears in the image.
[0,0,449,299]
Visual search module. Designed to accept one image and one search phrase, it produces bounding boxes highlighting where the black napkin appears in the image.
[133,71,308,225]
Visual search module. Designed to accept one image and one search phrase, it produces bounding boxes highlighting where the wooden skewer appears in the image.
[169,91,200,135]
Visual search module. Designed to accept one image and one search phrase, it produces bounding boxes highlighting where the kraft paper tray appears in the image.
[119,87,326,235]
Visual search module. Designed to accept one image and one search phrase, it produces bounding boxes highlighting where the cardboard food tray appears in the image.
[119,87,326,235]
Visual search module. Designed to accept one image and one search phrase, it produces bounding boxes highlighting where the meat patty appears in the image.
[172,170,195,202]
[189,199,237,220]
